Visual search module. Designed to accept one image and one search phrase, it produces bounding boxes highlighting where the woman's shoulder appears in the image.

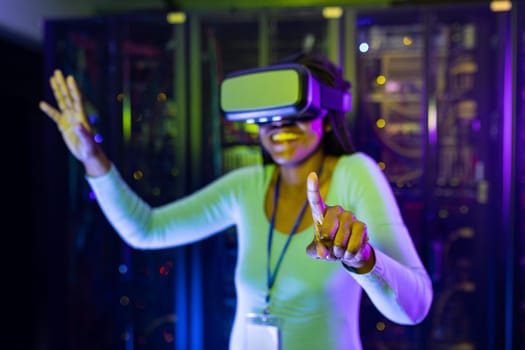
[331,152,395,206]
[332,152,388,189]
[223,163,267,177]
[336,151,379,171]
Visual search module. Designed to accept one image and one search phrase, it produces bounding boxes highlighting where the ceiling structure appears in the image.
[172,0,488,11]
[1,0,492,47]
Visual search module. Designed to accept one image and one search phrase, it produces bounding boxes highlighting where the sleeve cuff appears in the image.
[341,249,390,291]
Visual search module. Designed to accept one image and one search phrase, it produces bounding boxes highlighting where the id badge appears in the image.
[244,313,282,350]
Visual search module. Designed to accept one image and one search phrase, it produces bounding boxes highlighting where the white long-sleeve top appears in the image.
[86,152,433,350]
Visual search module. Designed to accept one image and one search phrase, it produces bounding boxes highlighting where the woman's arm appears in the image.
[40,68,241,251]
[340,153,433,325]
[86,163,252,250]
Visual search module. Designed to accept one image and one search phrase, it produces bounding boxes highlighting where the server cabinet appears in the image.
[354,4,517,349]
[42,13,202,350]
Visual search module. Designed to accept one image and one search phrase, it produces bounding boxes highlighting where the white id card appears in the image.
[244,313,282,350]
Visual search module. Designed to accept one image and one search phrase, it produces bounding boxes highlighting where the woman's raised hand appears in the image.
[305,172,375,273]
[39,69,110,176]
[39,69,97,161]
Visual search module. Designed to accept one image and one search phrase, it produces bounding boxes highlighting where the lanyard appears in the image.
[265,163,323,314]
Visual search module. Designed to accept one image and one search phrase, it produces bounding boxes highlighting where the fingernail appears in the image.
[343,251,355,261]
[333,246,344,258]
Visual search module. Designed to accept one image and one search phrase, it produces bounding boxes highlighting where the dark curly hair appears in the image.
[261,51,355,164]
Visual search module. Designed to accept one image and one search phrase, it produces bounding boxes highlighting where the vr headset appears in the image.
[220,63,352,124]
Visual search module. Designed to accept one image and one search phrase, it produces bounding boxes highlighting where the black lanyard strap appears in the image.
[265,162,324,314]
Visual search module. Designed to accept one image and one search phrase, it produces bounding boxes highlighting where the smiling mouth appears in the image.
[271,132,299,142]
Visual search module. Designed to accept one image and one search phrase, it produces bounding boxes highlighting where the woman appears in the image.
[40,52,433,350]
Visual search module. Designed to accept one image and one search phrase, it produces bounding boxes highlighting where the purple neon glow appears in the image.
[502,22,513,196]
[428,97,437,145]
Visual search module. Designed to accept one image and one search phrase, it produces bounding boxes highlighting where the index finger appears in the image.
[307,172,326,226]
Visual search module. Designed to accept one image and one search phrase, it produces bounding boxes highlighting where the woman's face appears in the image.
[258,114,325,166]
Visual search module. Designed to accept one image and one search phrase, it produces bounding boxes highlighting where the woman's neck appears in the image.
[278,148,326,190]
